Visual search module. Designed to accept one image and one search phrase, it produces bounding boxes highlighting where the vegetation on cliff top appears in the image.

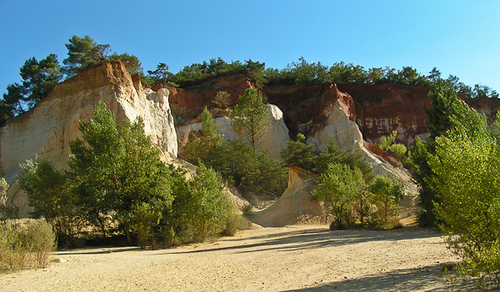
[2,34,498,126]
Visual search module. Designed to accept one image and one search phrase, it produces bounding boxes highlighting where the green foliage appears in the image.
[63,35,110,77]
[16,102,247,249]
[280,136,374,184]
[314,140,374,183]
[18,158,77,240]
[411,78,500,286]
[231,88,269,150]
[207,139,287,196]
[183,109,287,197]
[68,101,174,244]
[0,178,17,221]
[411,79,470,226]
[264,57,432,87]
[241,204,254,217]
[428,108,500,287]
[108,52,143,75]
[201,107,223,148]
[0,220,55,271]
[313,163,366,230]
[166,163,232,242]
[144,62,177,86]
[213,90,231,109]
[2,54,62,115]
[328,61,369,84]
[0,99,12,126]
[378,130,407,162]
[182,107,223,163]
[280,133,315,171]
[0,178,8,215]
[369,176,404,226]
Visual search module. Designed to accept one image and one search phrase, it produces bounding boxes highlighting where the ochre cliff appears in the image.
[0,61,177,216]
[4,62,498,218]
[337,84,431,145]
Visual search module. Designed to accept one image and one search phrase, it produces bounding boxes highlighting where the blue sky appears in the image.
[1,0,499,94]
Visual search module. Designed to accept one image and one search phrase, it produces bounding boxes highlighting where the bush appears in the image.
[165,163,234,243]
[221,213,249,236]
[313,163,366,230]
[369,176,404,228]
[0,220,56,271]
[427,99,500,288]
[0,178,18,221]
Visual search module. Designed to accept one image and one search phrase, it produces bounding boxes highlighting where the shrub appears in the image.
[221,213,249,236]
[1,178,18,221]
[313,163,366,230]
[0,220,55,271]
[166,163,234,243]
[369,176,404,228]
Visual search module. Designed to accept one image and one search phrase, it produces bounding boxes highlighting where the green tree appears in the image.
[167,162,232,242]
[313,140,373,182]
[410,79,465,226]
[313,163,365,230]
[146,62,175,85]
[213,90,231,109]
[280,133,315,171]
[18,158,76,239]
[200,107,223,148]
[63,35,110,77]
[68,101,174,244]
[245,59,267,89]
[369,176,404,226]
[182,107,223,163]
[231,88,269,150]
[2,54,62,115]
[428,108,500,288]
[378,130,407,161]
[0,99,12,125]
[109,52,143,75]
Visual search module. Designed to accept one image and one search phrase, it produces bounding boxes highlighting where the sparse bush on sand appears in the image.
[0,220,56,271]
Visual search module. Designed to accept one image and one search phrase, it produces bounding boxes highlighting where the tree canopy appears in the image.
[2,54,62,118]
[63,35,111,77]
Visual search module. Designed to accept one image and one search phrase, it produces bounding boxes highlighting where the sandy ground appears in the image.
[0,225,474,291]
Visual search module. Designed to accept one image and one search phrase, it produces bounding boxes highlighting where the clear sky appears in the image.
[1,0,499,94]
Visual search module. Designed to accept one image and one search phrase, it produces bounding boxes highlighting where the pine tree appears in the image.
[231,88,269,150]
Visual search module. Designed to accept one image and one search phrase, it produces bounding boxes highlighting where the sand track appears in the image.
[0,225,473,291]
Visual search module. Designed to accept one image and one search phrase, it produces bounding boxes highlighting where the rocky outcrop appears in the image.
[0,61,177,216]
[266,82,416,194]
[251,166,324,227]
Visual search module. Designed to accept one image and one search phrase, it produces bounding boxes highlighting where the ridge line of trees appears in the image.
[2,35,498,126]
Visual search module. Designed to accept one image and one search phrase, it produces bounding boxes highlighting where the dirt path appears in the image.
[0,225,472,291]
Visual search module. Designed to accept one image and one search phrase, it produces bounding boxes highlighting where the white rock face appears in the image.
[176,104,289,160]
[0,62,177,216]
[258,104,290,160]
[307,99,363,152]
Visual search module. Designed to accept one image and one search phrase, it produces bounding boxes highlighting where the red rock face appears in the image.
[465,94,500,122]
[146,74,253,120]
[264,83,354,137]
[146,74,499,146]
[337,84,432,145]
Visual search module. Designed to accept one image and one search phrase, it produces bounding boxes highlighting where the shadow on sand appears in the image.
[168,227,442,255]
